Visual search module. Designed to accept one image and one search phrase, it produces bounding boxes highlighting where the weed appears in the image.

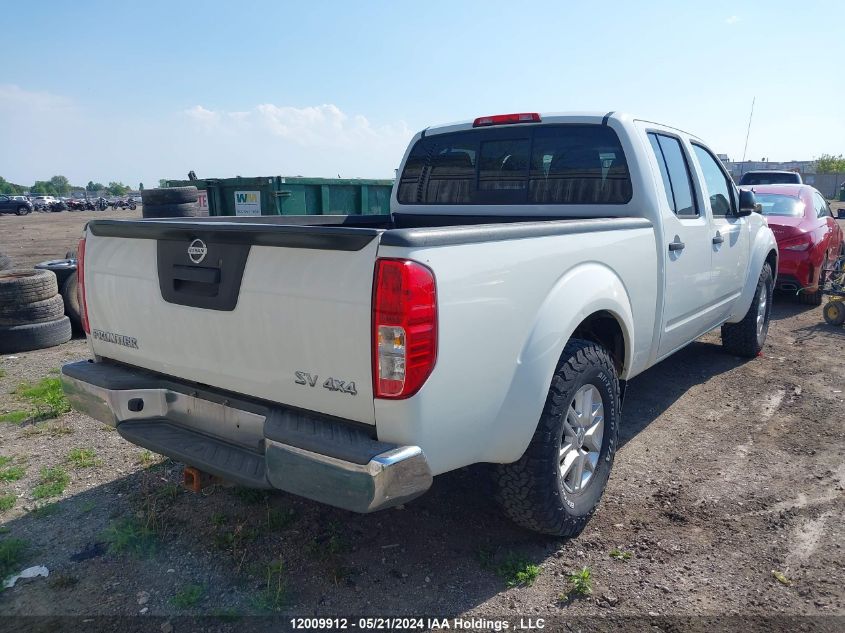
[155,484,180,503]
[496,557,541,588]
[0,494,16,511]
[0,368,6,378]
[48,573,79,589]
[564,567,593,598]
[138,450,155,467]
[67,448,98,468]
[772,570,791,586]
[0,464,24,483]
[17,377,70,421]
[32,467,69,499]
[31,502,61,519]
[610,548,632,561]
[266,507,296,531]
[0,410,28,425]
[211,607,241,622]
[171,584,204,608]
[0,538,27,581]
[233,487,267,504]
[102,518,156,557]
[253,560,287,611]
[476,546,495,568]
[306,522,348,560]
[0,457,10,468]
[211,512,227,527]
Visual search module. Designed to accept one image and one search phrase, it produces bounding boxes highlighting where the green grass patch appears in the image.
[67,448,98,468]
[32,467,69,499]
[102,518,157,557]
[0,464,25,483]
[0,410,28,425]
[0,368,6,378]
[171,584,204,608]
[31,502,62,518]
[610,548,632,561]
[496,557,541,588]
[0,494,16,511]
[0,538,27,582]
[0,457,10,468]
[18,377,70,418]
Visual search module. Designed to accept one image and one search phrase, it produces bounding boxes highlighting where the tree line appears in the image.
[0,175,141,197]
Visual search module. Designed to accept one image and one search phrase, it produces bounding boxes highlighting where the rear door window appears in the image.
[397,125,632,205]
[647,133,698,217]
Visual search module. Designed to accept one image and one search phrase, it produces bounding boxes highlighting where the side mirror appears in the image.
[737,189,757,217]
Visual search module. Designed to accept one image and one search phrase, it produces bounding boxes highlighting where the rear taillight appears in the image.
[372,259,437,399]
[77,237,90,334]
[473,112,541,127]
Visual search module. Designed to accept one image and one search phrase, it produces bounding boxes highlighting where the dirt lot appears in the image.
[0,209,844,631]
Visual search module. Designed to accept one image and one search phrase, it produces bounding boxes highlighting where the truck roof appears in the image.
[422,111,701,141]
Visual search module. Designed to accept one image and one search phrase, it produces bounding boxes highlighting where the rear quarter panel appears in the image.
[374,226,658,475]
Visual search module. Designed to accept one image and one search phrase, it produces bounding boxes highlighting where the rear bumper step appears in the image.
[61,360,432,512]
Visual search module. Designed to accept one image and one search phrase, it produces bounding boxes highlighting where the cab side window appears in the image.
[692,144,734,217]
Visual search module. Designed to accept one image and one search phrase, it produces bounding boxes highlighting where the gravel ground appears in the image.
[0,210,843,632]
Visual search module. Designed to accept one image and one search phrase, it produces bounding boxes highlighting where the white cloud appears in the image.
[0,84,413,186]
[725,15,740,25]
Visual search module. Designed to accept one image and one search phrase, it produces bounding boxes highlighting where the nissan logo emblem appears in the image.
[187,238,208,264]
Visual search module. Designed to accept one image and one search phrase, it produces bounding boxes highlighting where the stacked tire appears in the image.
[0,270,72,353]
[141,186,201,219]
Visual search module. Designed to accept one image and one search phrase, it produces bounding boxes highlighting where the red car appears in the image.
[741,184,844,304]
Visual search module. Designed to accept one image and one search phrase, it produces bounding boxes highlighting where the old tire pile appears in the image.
[141,186,200,219]
[0,269,72,353]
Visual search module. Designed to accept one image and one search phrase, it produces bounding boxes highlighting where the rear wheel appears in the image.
[16,206,30,216]
[823,301,845,326]
[496,339,620,537]
[721,263,773,357]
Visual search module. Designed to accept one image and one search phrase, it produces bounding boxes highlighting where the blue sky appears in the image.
[2,0,843,186]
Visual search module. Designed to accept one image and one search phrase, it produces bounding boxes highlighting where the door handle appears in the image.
[712,233,724,245]
[668,240,686,252]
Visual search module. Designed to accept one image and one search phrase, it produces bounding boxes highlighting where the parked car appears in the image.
[738,170,803,186]
[0,194,33,215]
[61,111,777,536]
[742,183,844,304]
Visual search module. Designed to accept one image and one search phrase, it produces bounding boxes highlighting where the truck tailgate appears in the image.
[83,220,381,424]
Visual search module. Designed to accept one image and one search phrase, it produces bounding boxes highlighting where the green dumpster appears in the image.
[164,176,394,216]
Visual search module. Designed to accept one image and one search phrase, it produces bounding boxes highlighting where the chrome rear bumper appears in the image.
[60,360,432,512]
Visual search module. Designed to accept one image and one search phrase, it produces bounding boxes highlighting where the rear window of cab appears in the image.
[397,125,633,205]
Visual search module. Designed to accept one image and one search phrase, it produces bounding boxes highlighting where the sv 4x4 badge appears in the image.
[294,371,357,396]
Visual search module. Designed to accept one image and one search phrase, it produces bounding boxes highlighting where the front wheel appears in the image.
[496,339,620,537]
[721,263,773,357]
[16,207,30,216]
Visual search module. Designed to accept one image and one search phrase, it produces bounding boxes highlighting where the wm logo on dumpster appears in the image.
[235,192,258,204]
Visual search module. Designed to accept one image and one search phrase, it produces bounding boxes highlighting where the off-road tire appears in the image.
[61,272,83,332]
[721,263,773,357]
[823,300,845,326]
[141,186,198,206]
[142,202,201,219]
[0,269,58,307]
[0,294,65,326]
[495,339,620,537]
[0,316,72,353]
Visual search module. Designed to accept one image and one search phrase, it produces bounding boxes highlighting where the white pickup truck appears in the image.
[61,112,777,536]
